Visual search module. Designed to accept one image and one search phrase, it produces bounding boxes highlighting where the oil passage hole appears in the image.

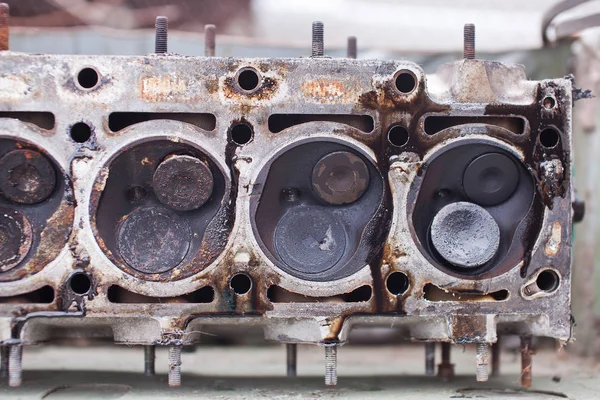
[387,125,409,147]
[237,68,261,91]
[231,273,252,295]
[70,122,92,143]
[394,71,417,94]
[543,96,556,110]
[69,273,92,295]
[77,67,99,89]
[540,128,560,148]
[230,123,253,145]
[386,271,409,295]
[536,270,559,292]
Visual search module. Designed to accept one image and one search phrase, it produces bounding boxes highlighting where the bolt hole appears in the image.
[536,269,559,293]
[386,271,409,295]
[230,123,253,145]
[230,273,252,295]
[126,186,147,204]
[69,272,92,295]
[394,71,417,94]
[237,68,261,92]
[387,125,409,147]
[76,67,99,89]
[281,188,301,203]
[542,96,556,110]
[539,128,560,149]
[70,122,92,143]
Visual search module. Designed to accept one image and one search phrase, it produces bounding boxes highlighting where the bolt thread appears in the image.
[475,343,489,382]
[463,23,475,59]
[144,345,155,376]
[425,343,435,376]
[441,342,451,363]
[8,345,22,387]
[311,21,324,57]
[347,36,357,59]
[324,346,337,386]
[0,3,9,51]
[205,24,216,57]
[286,344,297,377]
[520,336,533,388]
[438,342,455,380]
[168,345,181,387]
[155,16,168,54]
[0,346,8,378]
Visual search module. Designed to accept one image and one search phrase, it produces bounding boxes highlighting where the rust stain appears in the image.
[301,80,354,104]
[205,79,219,94]
[545,221,562,257]
[2,199,75,282]
[221,76,279,104]
[0,27,7,52]
[450,315,488,342]
[140,76,189,102]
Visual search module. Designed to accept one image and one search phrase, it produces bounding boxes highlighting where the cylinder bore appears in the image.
[311,151,370,205]
[0,149,56,204]
[430,202,500,268]
[463,153,519,206]
[152,154,214,211]
[117,206,192,274]
[92,138,230,281]
[252,140,386,281]
[0,207,32,272]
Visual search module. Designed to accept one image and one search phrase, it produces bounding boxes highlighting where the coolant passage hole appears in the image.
[386,271,409,295]
[539,128,560,149]
[536,269,559,292]
[230,123,253,145]
[237,68,261,91]
[70,122,92,143]
[231,273,252,295]
[387,125,409,147]
[69,273,92,295]
[394,71,417,94]
[77,67,99,89]
[542,96,556,110]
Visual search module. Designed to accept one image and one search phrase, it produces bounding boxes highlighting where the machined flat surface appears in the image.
[0,344,598,399]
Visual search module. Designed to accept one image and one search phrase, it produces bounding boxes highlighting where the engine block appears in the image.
[0,15,574,387]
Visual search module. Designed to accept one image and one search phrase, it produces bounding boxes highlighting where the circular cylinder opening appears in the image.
[230,273,252,295]
[386,271,409,295]
[539,128,560,149]
[394,71,417,94]
[76,67,100,90]
[236,68,261,92]
[387,125,409,147]
[69,272,92,295]
[70,122,92,143]
[230,123,253,145]
[536,269,560,293]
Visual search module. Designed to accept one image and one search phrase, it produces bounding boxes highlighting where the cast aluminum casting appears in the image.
[0,8,575,388]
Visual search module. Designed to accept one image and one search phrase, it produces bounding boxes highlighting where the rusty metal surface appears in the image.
[0,35,573,385]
